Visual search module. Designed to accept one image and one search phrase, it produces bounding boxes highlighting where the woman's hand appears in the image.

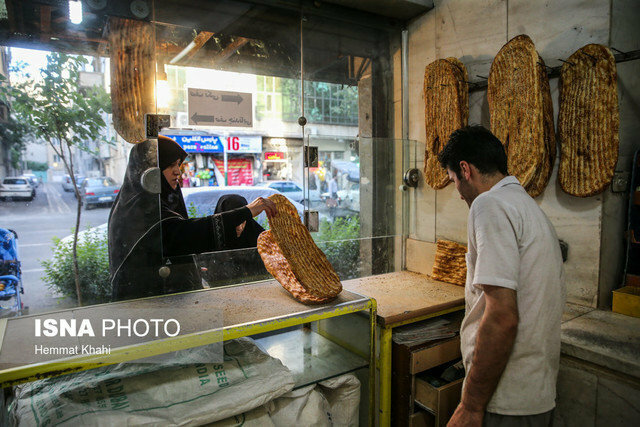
[247,197,277,219]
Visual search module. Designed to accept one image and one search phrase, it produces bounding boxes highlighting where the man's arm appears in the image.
[448,285,519,426]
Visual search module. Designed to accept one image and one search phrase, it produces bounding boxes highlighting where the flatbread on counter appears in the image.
[430,239,467,286]
[558,44,619,197]
[423,58,468,190]
[257,194,342,304]
[488,34,551,196]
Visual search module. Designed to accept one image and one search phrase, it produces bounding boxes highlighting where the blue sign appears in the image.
[161,134,224,153]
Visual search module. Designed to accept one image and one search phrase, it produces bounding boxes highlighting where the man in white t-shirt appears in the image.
[438,126,565,427]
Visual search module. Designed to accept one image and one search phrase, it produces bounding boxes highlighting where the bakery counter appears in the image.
[343,271,466,426]
[344,271,465,327]
[0,281,374,390]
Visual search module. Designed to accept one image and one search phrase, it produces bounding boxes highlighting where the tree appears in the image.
[0,105,32,169]
[0,52,111,305]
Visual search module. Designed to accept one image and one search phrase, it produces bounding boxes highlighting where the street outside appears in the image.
[1,181,110,315]
[1,181,357,316]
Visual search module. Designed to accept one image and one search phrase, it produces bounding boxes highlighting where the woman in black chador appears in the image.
[199,195,270,286]
[108,136,276,301]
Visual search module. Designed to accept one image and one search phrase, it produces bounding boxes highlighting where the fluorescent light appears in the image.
[69,0,83,25]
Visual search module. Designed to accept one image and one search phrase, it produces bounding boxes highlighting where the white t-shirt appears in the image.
[460,176,566,415]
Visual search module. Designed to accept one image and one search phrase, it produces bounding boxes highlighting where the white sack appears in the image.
[11,338,294,426]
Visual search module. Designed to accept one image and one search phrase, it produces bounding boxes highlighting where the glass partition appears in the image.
[0,0,400,313]
[154,4,304,291]
[0,4,163,315]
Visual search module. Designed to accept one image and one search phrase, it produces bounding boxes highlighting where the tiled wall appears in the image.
[397,0,640,307]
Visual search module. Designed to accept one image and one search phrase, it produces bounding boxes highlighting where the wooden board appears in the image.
[344,271,465,326]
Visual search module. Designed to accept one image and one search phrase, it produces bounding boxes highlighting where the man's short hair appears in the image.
[438,125,508,179]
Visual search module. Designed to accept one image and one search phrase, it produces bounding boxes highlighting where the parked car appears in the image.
[182,186,305,226]
[0,177,35,201]
[81,177,119,209]
[62,174,85,192]
[22,173,40,188]
[73,176,89,199]
[256,181,305,203]
[67,186,306,244]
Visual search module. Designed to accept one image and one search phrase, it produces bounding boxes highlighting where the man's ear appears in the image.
[459,161,472,180]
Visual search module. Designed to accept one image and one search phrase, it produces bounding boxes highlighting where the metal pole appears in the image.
[401,29,409,271]
[401,29,409,141]
[300,12,308,211]
[223,150,228,186]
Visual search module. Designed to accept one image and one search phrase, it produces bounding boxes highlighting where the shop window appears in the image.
[282,80,358,125]
[167,66,187,113]
[256,75,280,120]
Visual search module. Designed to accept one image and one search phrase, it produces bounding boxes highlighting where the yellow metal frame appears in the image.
[0,300,375,390]
[377,304,465,427]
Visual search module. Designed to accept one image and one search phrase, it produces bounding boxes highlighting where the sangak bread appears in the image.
[488,35,548,194]
[257,194,342,303]
[257,231,332,304]
[109,17,156,144]
[423,59,468,189]
[430,239,467,286]
[558,44,619,197]
[446,57,469,126]
[526,56,556,198]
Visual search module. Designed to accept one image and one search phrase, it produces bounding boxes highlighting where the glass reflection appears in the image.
[0,0,404,313]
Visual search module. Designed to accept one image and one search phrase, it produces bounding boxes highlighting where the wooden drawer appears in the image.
[415,377,463,427]
[411,336,461,374]
[409,409,435,427]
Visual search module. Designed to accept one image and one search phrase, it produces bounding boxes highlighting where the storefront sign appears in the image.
[161,135,224,153]
[265,152,285,161]
[161,134,261,154]
[226,135,262,153]
[188,88,253,127]
[213,158,254,186]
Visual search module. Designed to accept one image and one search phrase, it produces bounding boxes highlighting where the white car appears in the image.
[182,186,305,224]
[0,177,35,201]
[256,180,321,203]
[65,187,306,244]
[22,173,40,188]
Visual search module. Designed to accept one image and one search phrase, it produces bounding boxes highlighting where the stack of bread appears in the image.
[258,195,342,304]
[423,58,469,189]
[488,35,555,198]
[558,44,619,197]
[430,239,467,286]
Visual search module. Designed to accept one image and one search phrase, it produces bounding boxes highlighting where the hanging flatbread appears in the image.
[423,59,468,189]
[430,239,467,286]
[558,44,619,197]
[108,17,156,144]
[525,56,556,198]
[257,194,342,304]
[488,35,547,193]
[446,57,469,126]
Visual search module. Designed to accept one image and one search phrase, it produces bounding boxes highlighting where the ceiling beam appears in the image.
[169,31,214,65]
[39,5,52,43]
[210,37,249,66]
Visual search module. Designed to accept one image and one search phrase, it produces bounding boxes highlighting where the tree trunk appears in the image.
[67,143,84,306]
[52,137,84,306]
